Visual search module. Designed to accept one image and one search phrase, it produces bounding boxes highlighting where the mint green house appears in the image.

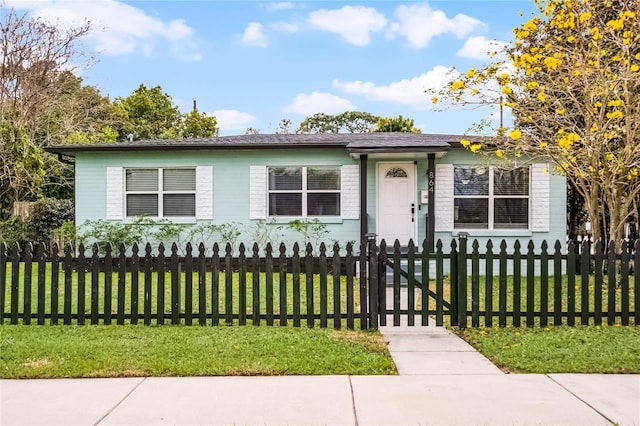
[46,133,566,250]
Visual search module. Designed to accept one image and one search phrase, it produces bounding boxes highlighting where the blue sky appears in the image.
[7,0,538,136]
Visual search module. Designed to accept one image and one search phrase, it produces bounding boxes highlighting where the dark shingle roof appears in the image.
[44,132,481,156]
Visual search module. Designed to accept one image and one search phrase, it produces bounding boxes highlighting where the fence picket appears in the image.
[211,244,220,326]
[580,240,590,325]
[77,244,87,325]
[184,243,193,326]
[407,239,416,327]
[251,243,261,325]
[130,244,139,325]
[103,244,113,325]
[450,239,458,328]
[435,240,444,326]
[319,243,328,328]
[553,241,563,325]
[393,240,401,327]
[117,244,126,325]
[306,244,315,328]
[10,243,20,325]
[620,241,630,326]
[144,244,153,326]
[198,243,207,326]
[567,241,576,326]
[512,241,521,328]
[0,243,6,324]
[292,243,301,327]
[345,243,355,330]
[526,241,535,328]
[239,244,247,326]
[539,241,549,327]
[471,239,480,328]
[498,240,507,327]
[332,243,341,330]
[278,243,287,327]
[225,243,234,326]
[265,244,274,326]
[358,242,367,330]
[607,241,616,325]
[485,240,494,327]
[91,245,100,325]
[171,243,180,325]
[635,240,640,326]
[63,244,73,325]
[594,241,604,325]
[23,243,33,325]
[421,239,429,326]
[36,243,46,325]
[378,240,387,327]
[156,243,166,325]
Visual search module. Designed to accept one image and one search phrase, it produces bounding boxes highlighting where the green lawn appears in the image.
[455,324,640,373]
[0,324,396,378]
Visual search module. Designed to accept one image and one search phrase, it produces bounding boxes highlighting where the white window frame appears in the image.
[267,166,341,218]
[125,167,196,218]
[453,165,530,230]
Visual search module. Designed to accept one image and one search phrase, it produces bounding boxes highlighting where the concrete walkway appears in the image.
[1,323,639,425]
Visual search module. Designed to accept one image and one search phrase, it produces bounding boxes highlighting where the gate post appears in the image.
[457,233,468,329]
[365,233,379,329]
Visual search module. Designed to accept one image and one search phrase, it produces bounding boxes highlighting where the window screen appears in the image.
[125,168,196,218]
[268,166,340,217]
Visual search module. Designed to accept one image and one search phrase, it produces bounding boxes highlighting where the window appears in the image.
[453,166,529,229]
[125,168,196,217]
[268,166,340,217]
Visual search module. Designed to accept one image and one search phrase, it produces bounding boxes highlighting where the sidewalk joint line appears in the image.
[546,374,617,425]
[348,376,359,426]
[94,377,147,426]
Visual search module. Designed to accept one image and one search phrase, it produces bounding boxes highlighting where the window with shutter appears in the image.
[125,168,196,217]
[268,166,341,217]
[453,165,529,229]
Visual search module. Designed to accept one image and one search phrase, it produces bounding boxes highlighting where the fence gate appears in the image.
[365,238,454,328]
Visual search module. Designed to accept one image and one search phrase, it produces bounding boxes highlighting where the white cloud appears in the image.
[8,0,202,61]
[266,2,294,12]
[333,66,456,108]
[283,92,355,116]
[308,6,387,46]
[213,110,257,131]
[241,22,268,47]
[388,3,484,49]
[457,36,508,60]
[270,22,299,33]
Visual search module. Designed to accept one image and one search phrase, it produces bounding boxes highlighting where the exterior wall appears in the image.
[75,146,566,253]
[75,148,361,250]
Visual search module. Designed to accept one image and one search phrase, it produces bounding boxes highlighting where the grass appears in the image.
[0,324,396,379]
[454,324,640,373]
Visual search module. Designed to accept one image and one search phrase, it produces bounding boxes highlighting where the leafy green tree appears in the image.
[296,111,380,133]
[0,7,91,218]
[114,84,182,140]
[373,115,422,133]
[433,0,640,244]
[182,106,219,138]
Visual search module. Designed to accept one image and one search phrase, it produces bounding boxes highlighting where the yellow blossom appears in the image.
[544,56,562,70]
[606,153,615,161]
[470,144,482,152]
[604,131,616,139]
[502,86,513,94]
[496,149,504,157]
[555,109,565,114]
[509,129,522,140]
[466,67,476,78]
[539,142,548,148]
[526,81,539,90]
[606,110,624,120]
[538,90,547,102]
[567,35,575,42]
[451,80,465,91]
[606,19,624,30]
[460,139,471,147]
[431,97,438,104]
[632,65,639,72]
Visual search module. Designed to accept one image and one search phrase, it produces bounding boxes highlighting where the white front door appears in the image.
[376,162,416,245]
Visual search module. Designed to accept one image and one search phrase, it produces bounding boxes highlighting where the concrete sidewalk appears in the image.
[1,374,638,425]
[1,322,639,425]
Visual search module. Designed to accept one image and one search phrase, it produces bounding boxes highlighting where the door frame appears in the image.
[375,161,418,244]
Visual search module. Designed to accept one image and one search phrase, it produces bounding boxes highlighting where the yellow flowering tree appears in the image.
[433,0,640,245]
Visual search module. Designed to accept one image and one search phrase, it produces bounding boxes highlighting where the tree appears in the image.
[114,84,182,140]
[0,6,92,218]
[433,0,640,245]
[296,111,380,133]
[373,115,422,133]
[182,102,219,138]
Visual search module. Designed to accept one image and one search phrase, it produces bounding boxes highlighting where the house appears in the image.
[45,133,566,251]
